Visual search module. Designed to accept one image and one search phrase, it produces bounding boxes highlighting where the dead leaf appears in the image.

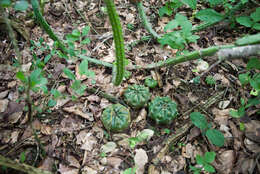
[0,90,8,99]
[10,130,20,144]
[63,105,94,121]
[68,155,80,168]
[134,149,148,174]
[215,150,235,174]
[58,164,79,174]
[107,157,122,169]
[0,99,9,113]
[41,124,53,135]
[76,130,97,151]
[218,100,230,109]
[81,166,98,174]
[101,142,117,154]
[38,157,54,172]
[60,117,84,132]
[244,138,260,153]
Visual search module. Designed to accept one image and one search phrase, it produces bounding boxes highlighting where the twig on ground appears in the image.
[0,155,52,174]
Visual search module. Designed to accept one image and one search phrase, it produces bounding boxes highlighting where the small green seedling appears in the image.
[190,112,224,147]
[236,7,260,30]
[123,167,136,174]
[190,151,216,174]
[205,75,216,86]
[145,77,158,89]
[230,58,260,118]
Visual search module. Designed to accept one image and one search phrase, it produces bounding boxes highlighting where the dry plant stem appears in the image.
[0,16,29,41]
[137,2,161,39]
[0,155,52,174]
[86,87,127,106]
[1,7,22,64]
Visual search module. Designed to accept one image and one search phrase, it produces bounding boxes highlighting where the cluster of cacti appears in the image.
[123,85,150,108]
[148,96,178,124]
[101,104,131,132]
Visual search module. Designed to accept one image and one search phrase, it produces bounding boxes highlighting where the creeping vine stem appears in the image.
[31,0,67,54]
[104,0,126,86]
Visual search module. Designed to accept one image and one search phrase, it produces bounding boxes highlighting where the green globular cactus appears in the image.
[101,104,131,132]
[148,96,178,124]
[123,85,150,108]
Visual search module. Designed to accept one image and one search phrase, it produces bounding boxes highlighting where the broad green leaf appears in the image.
[81,38,91,45]
[82,26,90,36]
[128,137,140,149]
[238,72,250,86]
[204,164,215,173]
[246,97,260,108]
[44,54,52,64]
[206,129,225,147]
[235,33,260,46]
[14,0,29,11]
[0,0,11,7]
[16,71,26,83]
[48,99,57,107]
[250,73,260,90]
[164,20,179,31]
[123,167,136,174]
[190,112,208,130]
[159,6,173,17]
[196,155,205,165]
[247,58,260,70]
[51,89,62,98]
[20,151,26,163]
[253,23,260,30]
[250,7,260,22]
[204,152,216,163]
[63,68,76,80]
[196,9,224,23]
[79,59,89,76]
[229,108,245,118]
[86,70,95,78]
[30,69,41,87]
[236,16,254,27]
[65,34,79,42]
[136,129,154,142]
[181,0,197,10]
[72,29,81,37]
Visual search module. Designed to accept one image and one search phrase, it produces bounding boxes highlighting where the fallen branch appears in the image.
[128,44,260,70]
[0,155,51,174]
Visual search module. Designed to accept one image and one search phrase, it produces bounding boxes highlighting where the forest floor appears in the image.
[0,0,259,174]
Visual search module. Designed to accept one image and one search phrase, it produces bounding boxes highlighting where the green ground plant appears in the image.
[190,151,216,174]
[205,75,216,86]
[101,104,131,132]
[236,7,260,30]
[190,112,225,147]
[230,57,260,118]
[148,96,178,124]
[123,85,150,108]
[145,77,158,89]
